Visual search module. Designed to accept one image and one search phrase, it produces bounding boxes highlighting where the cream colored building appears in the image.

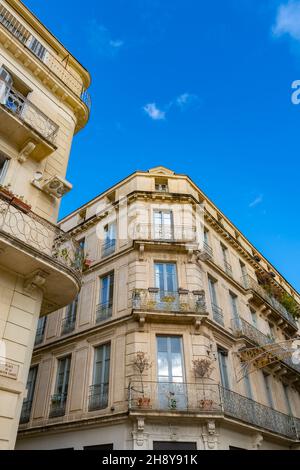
[15,166,300,450]
[0,0,90,449]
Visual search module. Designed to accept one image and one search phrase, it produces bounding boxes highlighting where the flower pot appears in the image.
[0,187,14,203]
[11,197,31,214]
[199,399,214,410]
[137,397,151,408]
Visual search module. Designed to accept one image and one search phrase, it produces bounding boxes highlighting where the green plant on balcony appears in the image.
[280,292,299,319]
[167,391,177,410]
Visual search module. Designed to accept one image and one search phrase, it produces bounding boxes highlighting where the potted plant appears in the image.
[133,351,152,408]
[199,399,214,410]
[193,358,213,379]
[167,391,177,410]
[0,184,14,202]
[82,253,94,271]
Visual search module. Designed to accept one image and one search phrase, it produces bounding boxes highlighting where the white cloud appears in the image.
[87,21,124,57]
[249,195,263,208]
[175,92,199,108]
[143,103,166,120]
[273,1,300,41]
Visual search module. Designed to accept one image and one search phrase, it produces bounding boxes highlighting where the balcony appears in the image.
[198,241,213,261]
[133,224,197,245]
[0,192,82,314]
[211,303,224,326]
[242,275,298,330]
[221,387,299,440]
[128,381,300,440]
[61,314,76,335]
[49,393,67,418]
[231,317,300,377]
[0,3,91,110]
[88,384,109,411]
[101,239,116,258]
[224,260,233,278]
[96,302,112,323]
[0,83,58,161]
[19,399,32,424]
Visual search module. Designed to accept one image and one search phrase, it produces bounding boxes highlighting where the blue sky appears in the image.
[24,0,300,291]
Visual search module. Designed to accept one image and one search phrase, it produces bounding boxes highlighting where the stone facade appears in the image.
[0,0,90,449]
[16,166,300,450]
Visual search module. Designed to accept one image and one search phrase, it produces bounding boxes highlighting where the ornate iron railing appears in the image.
[231,317,300,376]
[61,313,76,335]
[0,193,82,277]
[242,275,298,328]
[49,393,68,418]
[128,381,222,414]
[198,241,213,261]
[211,303,224,326]
[88,384,109,411]
[128,381,299,439]
[0,3,91,109]
[101,239,116,258]
[1,83,59,143]
[221,387,298,440]
[224,260,233,277]
[20,399,33,424]
[133,224,197,243]
[96,302,113,323]
[132,289,207,314]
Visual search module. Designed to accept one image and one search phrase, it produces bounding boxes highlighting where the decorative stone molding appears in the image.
[18,141,36,163]
[202,420,219,450]
[24,270,48,294]
[252,432,263,450]
[132,417,149,448]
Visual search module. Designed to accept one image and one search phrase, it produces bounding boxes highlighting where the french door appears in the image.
[153,210,174,240]
[154,263,178,309]
[157,336,187,410]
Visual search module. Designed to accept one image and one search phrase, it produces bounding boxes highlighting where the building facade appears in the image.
[16,166,300,450]
[0,0,90,449]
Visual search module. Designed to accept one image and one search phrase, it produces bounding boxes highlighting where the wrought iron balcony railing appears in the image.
[133,224,197,243]
[224,260,233,277]
[20,399,33,424]
[132,289,207,314]
[198,241,213,261]
[211,303,224,326]
[34,326,45,346]
[128,381,300,440]
[1,83,59,144]
[0,193,82,278]
[49,393,68,418]
[221,387,298,440]
[101,239,116,258]
[61,314,76,335]
[231,317,300,376]
[88,384,109,411]
[96,302,113,323]
[0,3,91,109]
[242,275,298,328]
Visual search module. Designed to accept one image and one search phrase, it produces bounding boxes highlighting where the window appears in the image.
[218,348,230,389]
[268,322,276,341]
[243,365,253,399]
[78,238,85,250]
[50,356,71,418]
[250,308,257,327]
[0,151,9,184]
[155,263,177,293]
[102,223,116,257]
[155,178,168,192]
[153,210,174,240]
[283,384,292,415]
[229,292,239,323]
[20,366,38,424]
[263,373,274,408]
[97,272,114,322]
[240,261,247,286]
[157,336,186,409]
[35,317,46,345]
[221,243,232,276]
[62,295,78,335]
[208,276,223,325]
[27,37,46,60]
[89,343,110,411]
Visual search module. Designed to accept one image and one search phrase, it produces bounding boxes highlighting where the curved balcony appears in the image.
[0,83,58,160]
[133,223,197,244]
[128,381,300,440]
[0,3,91,110]
[0,193,82,314]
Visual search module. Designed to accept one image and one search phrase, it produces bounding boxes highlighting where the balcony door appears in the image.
[155,263,178,309]
[153,210,173,240]
[89,343,110,410]
[157,336,187,410]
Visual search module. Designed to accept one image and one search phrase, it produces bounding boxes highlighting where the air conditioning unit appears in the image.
[40,175,72,198]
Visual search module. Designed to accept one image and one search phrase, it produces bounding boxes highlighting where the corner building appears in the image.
[0,0,90,449]
[16,167,300,450]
